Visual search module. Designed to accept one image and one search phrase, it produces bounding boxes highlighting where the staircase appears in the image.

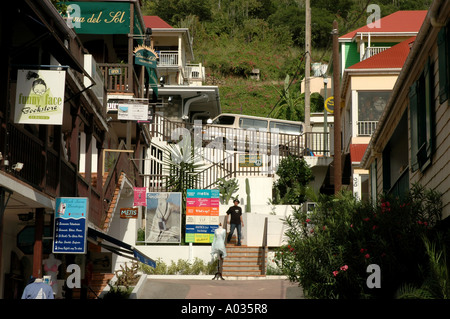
[222,236,267,278]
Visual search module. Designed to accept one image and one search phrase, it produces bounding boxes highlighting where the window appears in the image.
[357,91,391,136]
[239,118,268,130]
[212,115,235,125]
[269,122,302,134]
[409,58,435,172]
[437,22,449,104]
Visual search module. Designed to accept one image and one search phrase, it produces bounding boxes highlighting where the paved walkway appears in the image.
[136,276,304,299]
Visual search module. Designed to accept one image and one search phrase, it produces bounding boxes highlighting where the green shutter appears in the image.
[438,25,449,103]
[425,58,434,163]
[409,82,419,172]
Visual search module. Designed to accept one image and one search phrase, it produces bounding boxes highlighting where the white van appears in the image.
[206,113,304,135]
[203,113,304,155]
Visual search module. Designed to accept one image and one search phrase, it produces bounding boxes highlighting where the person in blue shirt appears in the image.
[21,278,54,299]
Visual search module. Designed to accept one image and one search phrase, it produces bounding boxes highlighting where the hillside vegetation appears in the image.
[142,0,432,119]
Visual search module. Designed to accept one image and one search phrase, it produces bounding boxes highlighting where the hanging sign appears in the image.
[117,103,149,121]
[53,197,88,254]
[325,96,334,113]
[15,69,66,125]
[134,45,158,69]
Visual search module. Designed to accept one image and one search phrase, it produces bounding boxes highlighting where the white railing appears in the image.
[358,121,378,136]
[184,63,205,83]
[362,47,390,60]
[157,51,178,66]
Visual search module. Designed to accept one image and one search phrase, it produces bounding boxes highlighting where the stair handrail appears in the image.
[261,217,268,275]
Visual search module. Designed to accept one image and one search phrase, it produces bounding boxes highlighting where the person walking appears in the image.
[226,199,244,246]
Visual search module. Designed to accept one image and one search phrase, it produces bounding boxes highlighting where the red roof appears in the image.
[348,36,415,69]
[143,16,173,29]
[340,10,427,40]
[350,144,369,163]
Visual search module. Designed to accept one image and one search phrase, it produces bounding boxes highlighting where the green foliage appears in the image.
[274,184,444,299]
[272,155,314,205]
[140,257,218,275]
[216,177,239,204]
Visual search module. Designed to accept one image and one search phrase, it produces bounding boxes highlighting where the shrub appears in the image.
[275,184,444,299]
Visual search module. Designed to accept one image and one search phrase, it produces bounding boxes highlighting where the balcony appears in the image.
[157,51,179,66]
[357,121,378,136]
[362,47,390,60]
[98,63,141,97]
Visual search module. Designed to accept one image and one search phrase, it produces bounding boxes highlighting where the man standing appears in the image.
[226,199,244,246]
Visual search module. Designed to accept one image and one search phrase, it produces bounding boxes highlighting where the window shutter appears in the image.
[409,82,419,172]
[438,25,449,104]
[425,58,434,163]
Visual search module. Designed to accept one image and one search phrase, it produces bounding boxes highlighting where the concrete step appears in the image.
[222,245,267,277]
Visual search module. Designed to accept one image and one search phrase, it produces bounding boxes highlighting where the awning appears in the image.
[88,227,156,268]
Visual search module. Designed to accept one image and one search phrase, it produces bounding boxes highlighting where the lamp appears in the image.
[12,162,24,172]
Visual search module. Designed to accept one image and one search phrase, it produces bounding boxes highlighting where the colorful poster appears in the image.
[53,197,88,254]
[15,69,66,125]
[133,187,147,206]
[146,192,181,243]
[185,189,220,243]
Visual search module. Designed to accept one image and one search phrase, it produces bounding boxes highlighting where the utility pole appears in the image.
[332,20,342,194]
[304,0,311,133]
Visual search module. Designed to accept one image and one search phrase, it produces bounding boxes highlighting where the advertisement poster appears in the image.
[185,189,220,243]
[133,187,147,206]
[146,192,181,243]
[53,197,88,254]
[15,69,66,125]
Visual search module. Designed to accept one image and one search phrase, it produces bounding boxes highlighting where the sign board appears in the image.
[185,189,220,243]
[15,69,66,125]
[133,187,147,206]
[120,207,138,219]
[117,103,149,121]
[146,192,182,243]
[63,2,130,34]
[53,197,88,254]
[239,154,262,167]
[108,68,122,75]
[134,45,158,68]
[325,96,334,113]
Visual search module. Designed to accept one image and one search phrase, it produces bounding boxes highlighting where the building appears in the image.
[361,0,450,218]
[337,11,426,200]
[0,0,157,299]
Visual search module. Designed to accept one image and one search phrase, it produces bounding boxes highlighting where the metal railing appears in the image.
[362,46,390,60]
[157,51,178,66]
[357,121,378,136]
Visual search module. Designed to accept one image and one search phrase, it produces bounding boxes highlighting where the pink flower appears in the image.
[306,218,311,223]
[333,270,339,277]
[350,224,353,228]
[360,248,367,253]
[372,225,378,230]
[363,217,370,222]
[364,254,370,259]
[340,265,348,271]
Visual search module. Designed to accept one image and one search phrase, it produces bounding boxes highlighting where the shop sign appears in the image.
[120,207,138,219]
[53,197,88,254]
[117,103,149,121]
[133,187,147,206]
[62,2,130,34]
[134,45,158,69]
[14,69,66,125]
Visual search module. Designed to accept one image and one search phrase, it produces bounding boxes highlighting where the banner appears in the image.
[185,189,220,243]
[15,69,65,125]
[146,192,182,243]
[133,187,147,206]
[53,197,88,254]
